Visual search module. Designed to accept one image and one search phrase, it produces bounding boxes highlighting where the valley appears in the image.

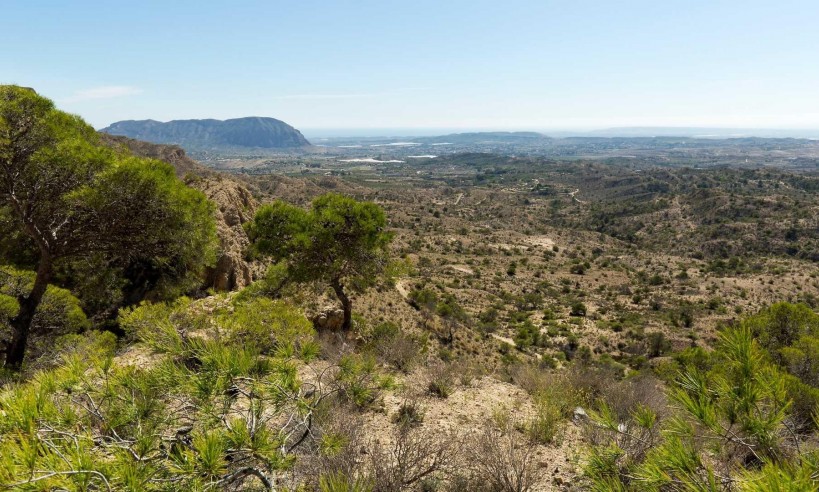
[7,1,819,489]
[2,89,819,491]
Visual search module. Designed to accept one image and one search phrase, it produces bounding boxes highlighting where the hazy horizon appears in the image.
[5,1,819,131]
[300,126,819,140]
[94,122,819,140]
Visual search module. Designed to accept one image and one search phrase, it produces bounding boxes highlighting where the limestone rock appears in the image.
[311,306,345,331]
[197,177,261,291]
[99,134,262,291]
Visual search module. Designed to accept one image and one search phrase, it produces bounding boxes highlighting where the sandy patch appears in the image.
[523,235,556,249]
[448,264,474,275]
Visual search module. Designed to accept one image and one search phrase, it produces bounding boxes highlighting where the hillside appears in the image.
[101,116,311,150]
[98,133,211,177]
[100,133,261,291]
[3,86,819,491]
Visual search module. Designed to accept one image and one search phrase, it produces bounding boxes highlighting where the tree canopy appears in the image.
[0,85,217,370]
[247,193,392,331]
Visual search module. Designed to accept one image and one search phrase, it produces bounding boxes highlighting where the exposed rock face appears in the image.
[100,117,310,150]
[197,177,261,291]
[311,305,345,331]
[99,134,261,291]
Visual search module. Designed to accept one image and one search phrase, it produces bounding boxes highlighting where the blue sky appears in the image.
[3,0,819,132]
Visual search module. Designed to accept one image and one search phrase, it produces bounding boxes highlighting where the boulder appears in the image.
[573,406,588,422]
[311,306,345,331]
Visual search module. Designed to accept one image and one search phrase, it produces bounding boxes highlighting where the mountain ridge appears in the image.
[101,116,311,150]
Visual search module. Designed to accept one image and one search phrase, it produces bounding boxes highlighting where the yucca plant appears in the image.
[319,472,374,492]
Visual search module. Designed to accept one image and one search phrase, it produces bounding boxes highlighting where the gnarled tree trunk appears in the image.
[4,254,52,371]
[330,278,352,331]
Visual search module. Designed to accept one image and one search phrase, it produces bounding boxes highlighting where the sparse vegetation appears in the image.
[2,85,818,490]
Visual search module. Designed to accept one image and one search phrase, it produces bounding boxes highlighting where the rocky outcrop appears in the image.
[100,134,261,291]
[311,305,345,331]
[197,177,261,291]
[98,134,209,178]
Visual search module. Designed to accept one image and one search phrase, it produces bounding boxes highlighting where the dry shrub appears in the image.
[597,372,668,422]
[507,363,584,445]
[426,358,482,399]
[393,399,425,427]
[458,417,542,492]
[450,358,483,386]
[507,362,552,395]
[298,407,452,491]
[560,361,624,399]
[317,329,356,362]
[426,361,455,398]
[578,371,668,467]
[562,365,667,422]
[368,322,424,373]
[367,425,453,492]
[526,395,564,445]
[289,402,369,490]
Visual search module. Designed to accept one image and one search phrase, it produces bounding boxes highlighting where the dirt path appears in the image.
[491,333,516,347]
[448,264,474,275]
[454,193,464,205]
[569,188,586,204]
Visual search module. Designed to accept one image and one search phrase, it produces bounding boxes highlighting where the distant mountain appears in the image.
[549,127,819,139]
[417,131,552,144]
[101,117,311,150]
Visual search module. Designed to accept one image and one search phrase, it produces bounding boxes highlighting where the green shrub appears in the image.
[645,332,671,358]
[526,397,564,445]
[319,473,373,492]
[746,302,819,356]
[336,353,390,408]
[514,320,541,350]
[0,293,19,320]
[1,266,91,365]
[584,324,805,489]
[234,261,290,300]
[225,297,316,358]
[570,301,587,317]
[0,295,336,490]
[393,400,425,426]
[119,297,192,354]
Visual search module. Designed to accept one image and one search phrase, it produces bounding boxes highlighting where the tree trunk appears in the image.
[4,254,52,371]
[330,278,352,331]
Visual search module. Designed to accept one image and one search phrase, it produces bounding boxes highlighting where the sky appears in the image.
[3,0,819,134]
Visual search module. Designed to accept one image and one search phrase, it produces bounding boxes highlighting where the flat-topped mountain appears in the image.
[101,116,310,150]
